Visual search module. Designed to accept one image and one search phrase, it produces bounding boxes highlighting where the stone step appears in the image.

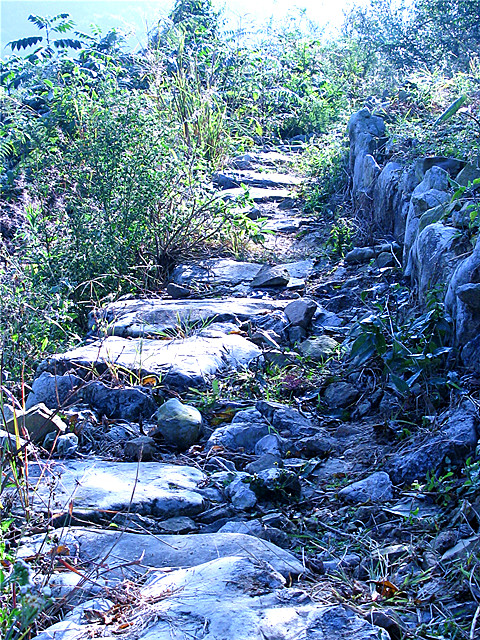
[28,459,206,521]
[172,257,315,288]
[220,186,293,202]
[230,150,292,169]
[97,297,288,338]
[45,333,262,390]
[214,170,303,190]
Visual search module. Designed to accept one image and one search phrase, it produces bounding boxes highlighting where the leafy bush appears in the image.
[349,290,454,410]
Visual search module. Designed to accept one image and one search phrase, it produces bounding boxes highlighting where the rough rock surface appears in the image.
[387,407,478,484]
[339,472,394,503]
[28,460,206,520]
[20,528,304,582]
[153,398,202,450]
[97,297,288,337]
[33,556,388,640]
[44,334,262,390]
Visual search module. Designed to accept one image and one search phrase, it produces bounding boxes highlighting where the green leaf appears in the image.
[8,36,43,51]
[390,373,409,396]
[434,95,468,126]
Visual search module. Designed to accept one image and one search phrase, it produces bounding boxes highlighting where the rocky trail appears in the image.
[5,124,480,640]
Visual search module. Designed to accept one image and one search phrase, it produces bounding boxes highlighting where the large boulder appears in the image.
[403,166,450,268]
[20,528,305,582]
[372,161,403,236]
[446,236,480,346]
[387,407,478,484]
[42,334,262,391]
[95,297,288,338]
[26,372,157,421]
[32,554,388,640]
[348,108,386,193]
[407,223,464,298]
[27,459,207,521]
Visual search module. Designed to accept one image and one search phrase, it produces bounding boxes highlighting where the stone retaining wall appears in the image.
[348,107,480,369]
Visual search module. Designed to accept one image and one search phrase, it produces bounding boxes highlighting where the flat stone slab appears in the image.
[28,460,206,519]
[173,258,263,286]
[32,555,387,640]
[216,170,303,189]
[264,216,307,233]
[231,151,292,168]
[220,187,292,202]
[282,259,315,279]
[45,333,262,389]
[173,258,314,288]
[99,297,288,337]
[20,528,305,581]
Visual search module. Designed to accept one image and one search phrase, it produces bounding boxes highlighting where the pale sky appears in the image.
[1,0,368,52]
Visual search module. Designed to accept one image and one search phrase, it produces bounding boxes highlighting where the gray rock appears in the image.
[299,335,339,360]
[246,454,283,474]
[98,296,288,337]
[215,170,303,189]
[285,298,317,328]
[218,520,264,537]
[255,433,285,457]
[417,204,448,233]
[4,403,67,444]
[403,166,450,265]
[264,350,292,368]
[252,467,302,500]
[457,283,480,309]
[456,163,480,189]
[312,307,343,330]
[172,259,264,287]
[376,251,395,268]
[26,371,83,410]
[345,247,376,264]
[446,234,480,345]
[339,472,394,504]
[462,335,480,372]
[231,153,254,169]
[45,334,262,391]
[288,325,307,343]
[264,216,304,233]
[0,428,27,451]
[124,435,157,460]
[27,459,206,521]
[324,382,360,408]
[232,408,263,423]
[21,527,305,582]
[33,555,387,640]
[407,223,463,298]
[153,398,202,450]
[441,535,480,562]
[251,264,290,288]
[166,282,191,299]
[157,516,198,534]
[0,404,14,422]
[388,407,478,484]
[256,401,317,436]
[348,108,386,194]
[81,381,157,421]
[56,433,79,457]
[418,156,466,177]
[291,432,335,458]
[372,161,403,237]
[220,186,292,202]
[207,421,270,452]
[226,474,257,509]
